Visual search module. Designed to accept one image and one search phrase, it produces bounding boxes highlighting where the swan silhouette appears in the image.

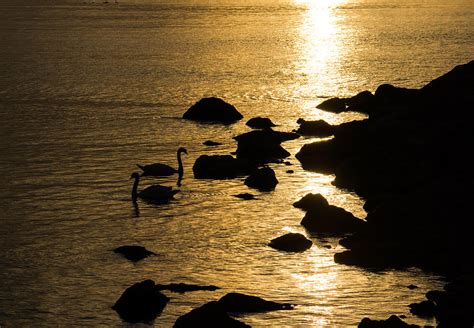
[131,172,179,203]
[137,147,188,177]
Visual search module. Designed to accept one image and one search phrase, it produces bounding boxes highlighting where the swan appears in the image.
[137,147,188,177]
[130,172,179,202]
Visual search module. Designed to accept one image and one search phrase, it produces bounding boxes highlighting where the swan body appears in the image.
[131,172,179,202]
[137,147,188,177]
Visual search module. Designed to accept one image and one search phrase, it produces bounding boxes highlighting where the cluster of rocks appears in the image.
[296,61,474,326]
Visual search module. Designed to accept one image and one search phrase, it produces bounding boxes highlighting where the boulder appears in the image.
[409,300,437,317]
[268,233,312,252]
[203,140,222,146]
[374,84,418,105]
[233,193,257,200]
[218,292,294,312]
[193,155,255,179]
[293,193,330,212]
[174,301,250,328]
[246,117,276,129]
[346,90,376,113]
[183,97,243,124]
[316,97,347,113]
[295,119,335,137]
[112,280,169,323]
[113,245,156,262]
[244,167,278,191]
[234,129,299,163]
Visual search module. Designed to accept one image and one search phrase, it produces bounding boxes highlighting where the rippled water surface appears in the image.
[1,0,473,326]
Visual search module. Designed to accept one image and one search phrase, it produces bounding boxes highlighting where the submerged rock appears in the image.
[246,117,276,129]
[112,280,169,323]
[233,193,257,200]
[293,193,330,212]
[218,292,294,312]
[174,301,250,328]
[193,155,255,179]
[203,140,222,146]
[358,315,419,328]
[113,245,156,262]
[244,167,278,191]
[155,283,220,293]
[268,232,312,252]
[183,97,243,124]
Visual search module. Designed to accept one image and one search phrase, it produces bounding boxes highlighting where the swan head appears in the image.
[178,147,188,155]
[130,172,140,179]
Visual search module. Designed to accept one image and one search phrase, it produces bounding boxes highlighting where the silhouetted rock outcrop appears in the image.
[294,193,364,234]
[295,119,335,137]
[183,97,243,124]
[358,315,419,328]
[268,232,312,252]
[317,97,346,113]
[218,292,294,312]
[408,300,436,317]
[233,193,257,200]
[246,117,276,129]
[234,129,299,163]
[112,280,169,323]
[174,301,250,328]
[203,140,222,146]
[193,155,255,179]
[155,283,219,293]
[113,245,156,262]
[244,167,278,191]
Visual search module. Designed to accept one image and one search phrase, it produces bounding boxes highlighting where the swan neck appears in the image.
[177,150,184,176]
[132,175,140,201]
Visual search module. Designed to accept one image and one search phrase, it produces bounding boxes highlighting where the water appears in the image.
[1,0,472,326]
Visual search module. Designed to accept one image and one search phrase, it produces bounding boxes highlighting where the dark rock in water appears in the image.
[268,232,312,252]
[155,283,220,293]
[193,155,255,179]
[113,245,156,262]
[112,280,169,323]
[246,117,276,129]
[174,301,250,328]
[233,193,257,200]
[346,90,376,113]
[286,170,294,174]
[316,97,346,113]
[358,315,419,328]
[407,284,418,290]
[284,161,292,165]
[234,129,299,163]
[203,140,222,146]
[374,84,418,106]
[295,139,341,173]
[294,193,364,234]
[244,167,278,191]
[218,292,294,312]
[295,119,335,137]
[293,193,330,212]
[183,97,243,124]
[409,300,437,317]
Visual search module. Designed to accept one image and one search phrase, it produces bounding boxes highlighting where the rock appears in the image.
[112,280,170,323]
[374,84,418,107]
[183,97,243,124]
[155,283,220,293]
[286,170,294,174]
[234,129,299,163]
[294,194,364,234]
[113,245,156,262]
[174,301,250,328]
[268,233,312,252]
[407,284,418,290]
[246,117,276,129]
[409,300,437,317]
[346,90,376,113]
[293,193,330,212]
[358,315,419,328]
[233,193,257,200]
[244,167,278,191]
[203,140,222,146]
[295,119,335,137]
[316,97,347,113]
[218,292,294,312]
[193,155,255,179]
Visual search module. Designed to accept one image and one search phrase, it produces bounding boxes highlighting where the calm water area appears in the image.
[1,0,473,326]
